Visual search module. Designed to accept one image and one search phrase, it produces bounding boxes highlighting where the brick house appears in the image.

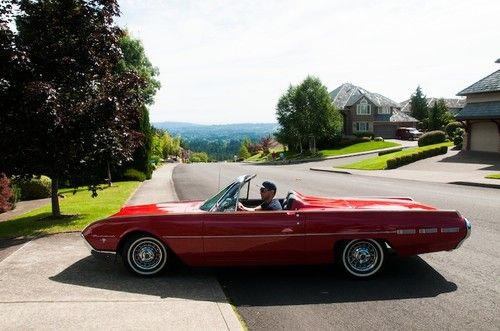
[330,83,418,138]
[455,59,500,153]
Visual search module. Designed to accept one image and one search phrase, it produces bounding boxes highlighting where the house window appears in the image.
[356,99,371,115]
[356,122,370,132]
[378,106,390,114]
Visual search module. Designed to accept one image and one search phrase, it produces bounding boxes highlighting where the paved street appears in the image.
[173,161,500,330]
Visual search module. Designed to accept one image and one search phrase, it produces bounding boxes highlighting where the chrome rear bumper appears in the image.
[455,218,471,249]
[81,233,116,260]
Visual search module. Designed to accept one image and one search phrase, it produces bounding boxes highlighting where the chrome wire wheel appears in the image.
[125,236,167,276]
[342,239,384,278]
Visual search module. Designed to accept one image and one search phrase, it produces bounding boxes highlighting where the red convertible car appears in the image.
[82,175,471,278]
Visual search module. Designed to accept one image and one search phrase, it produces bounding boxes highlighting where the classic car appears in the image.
[82,174,471,278]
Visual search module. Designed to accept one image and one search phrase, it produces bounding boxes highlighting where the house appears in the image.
[455,59,500,153]
[329,83,418,138]
[400,98,466,117]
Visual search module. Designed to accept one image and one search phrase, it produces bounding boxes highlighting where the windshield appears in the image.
[199,182,235,211]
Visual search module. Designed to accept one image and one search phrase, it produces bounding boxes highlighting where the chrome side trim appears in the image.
[419,228,438,234]
[162,231,397,240]
[455,218,471,249]
[441,227,460,233]
[397,229,416,235]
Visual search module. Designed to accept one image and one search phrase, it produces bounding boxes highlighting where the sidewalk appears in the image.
[0,198,50,222]
[311,149,500,189]
[0,164,244,331]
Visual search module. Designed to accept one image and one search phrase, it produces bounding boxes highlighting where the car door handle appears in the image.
[281,228,294,234]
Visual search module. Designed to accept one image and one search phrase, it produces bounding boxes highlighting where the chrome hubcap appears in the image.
[347,242,378,272]
[132,241,163,270]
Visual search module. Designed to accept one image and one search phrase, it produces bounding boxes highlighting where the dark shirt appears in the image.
[260,199,282,211]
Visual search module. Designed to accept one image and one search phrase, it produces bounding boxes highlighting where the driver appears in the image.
[238,181,282,211]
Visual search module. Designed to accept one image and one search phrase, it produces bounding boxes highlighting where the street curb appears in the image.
[310,168,352,175]
[449,181,500,189]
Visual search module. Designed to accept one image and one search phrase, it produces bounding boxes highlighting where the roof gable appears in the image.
[330,83,400,109]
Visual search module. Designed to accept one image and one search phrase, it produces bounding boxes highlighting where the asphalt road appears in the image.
[173,160,500,331]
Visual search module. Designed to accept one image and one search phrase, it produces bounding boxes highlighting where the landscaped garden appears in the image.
[0,181,140,238]
[245,140,400,162]
[336,142,453,170]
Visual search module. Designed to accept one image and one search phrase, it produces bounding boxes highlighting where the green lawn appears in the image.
[336,142,453,170]
[246,141,400,162]
[0,181,141,238]
[485,173,500,179]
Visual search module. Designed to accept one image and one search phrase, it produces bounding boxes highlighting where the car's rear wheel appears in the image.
[122,235,168,276]
[341,239,384,278]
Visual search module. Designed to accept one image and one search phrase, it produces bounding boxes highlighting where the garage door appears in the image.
[471,122,500,152]
[374,124,397,138]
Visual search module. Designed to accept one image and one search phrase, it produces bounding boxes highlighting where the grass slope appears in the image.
[246,141,400,162]
[0,181,140,238]
[336,142,453,170]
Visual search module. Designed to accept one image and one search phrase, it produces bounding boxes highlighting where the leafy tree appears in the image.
[410,86,428,121]
[276,76,342,152]
[189,152,209,163]
[238,144,251,159]
[0,0,145,217]
[427,99,454,131]
[117,32,160,180]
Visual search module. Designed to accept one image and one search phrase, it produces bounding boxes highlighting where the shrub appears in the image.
[374,136,384,141]
[17,176,52,200]
[189,152,209,163]
[445,122,464,138]
[439,146,448,154]
[386,158,398,169]
[123,169,147,182]
[418,130,446,147]
[452,128,464,147]
[0,173,14,213]
[354,132,375,139]
[10,184,21,209]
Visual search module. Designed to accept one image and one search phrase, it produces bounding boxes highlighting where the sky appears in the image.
[117,0,500,124]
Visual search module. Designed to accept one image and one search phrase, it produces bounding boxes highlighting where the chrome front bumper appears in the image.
[455,218,472,249]
[81,233,117,260]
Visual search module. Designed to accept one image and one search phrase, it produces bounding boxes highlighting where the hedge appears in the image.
[418,130,446,147]
[378,147,403,156]
[445,122,464,138]
[386,146,448,169]
[123,168,147,182]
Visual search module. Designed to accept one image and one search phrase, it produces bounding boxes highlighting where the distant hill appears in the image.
[152,122,279,140]
[152,122,279,160]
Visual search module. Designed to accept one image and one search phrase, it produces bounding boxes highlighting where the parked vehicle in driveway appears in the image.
[82,174,471,278]
[396,127,423,140]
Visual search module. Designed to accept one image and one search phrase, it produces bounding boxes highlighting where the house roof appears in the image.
[457,69,500,96]
[330,83,400,109]
[400,98,465,114]
[390,109,418,123]
[455,101,500,120]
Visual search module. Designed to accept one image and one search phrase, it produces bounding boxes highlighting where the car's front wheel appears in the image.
[122,235,168,276]
[341,239,384,278]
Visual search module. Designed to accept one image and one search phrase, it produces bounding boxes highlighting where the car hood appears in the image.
[111,200,204,217]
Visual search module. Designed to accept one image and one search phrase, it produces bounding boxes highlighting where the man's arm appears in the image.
[237,202,262,211]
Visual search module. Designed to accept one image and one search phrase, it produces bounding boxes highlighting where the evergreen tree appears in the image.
[410,86,428,121]
[427,98,453,131]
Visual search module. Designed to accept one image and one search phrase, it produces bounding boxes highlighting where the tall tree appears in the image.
[427,98,453,131]
[410,86,428,121]
[116,32,160,180]
[0,0,145,217]
[276,76,342,152]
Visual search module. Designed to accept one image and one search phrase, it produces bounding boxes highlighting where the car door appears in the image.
[203,210,305,265]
